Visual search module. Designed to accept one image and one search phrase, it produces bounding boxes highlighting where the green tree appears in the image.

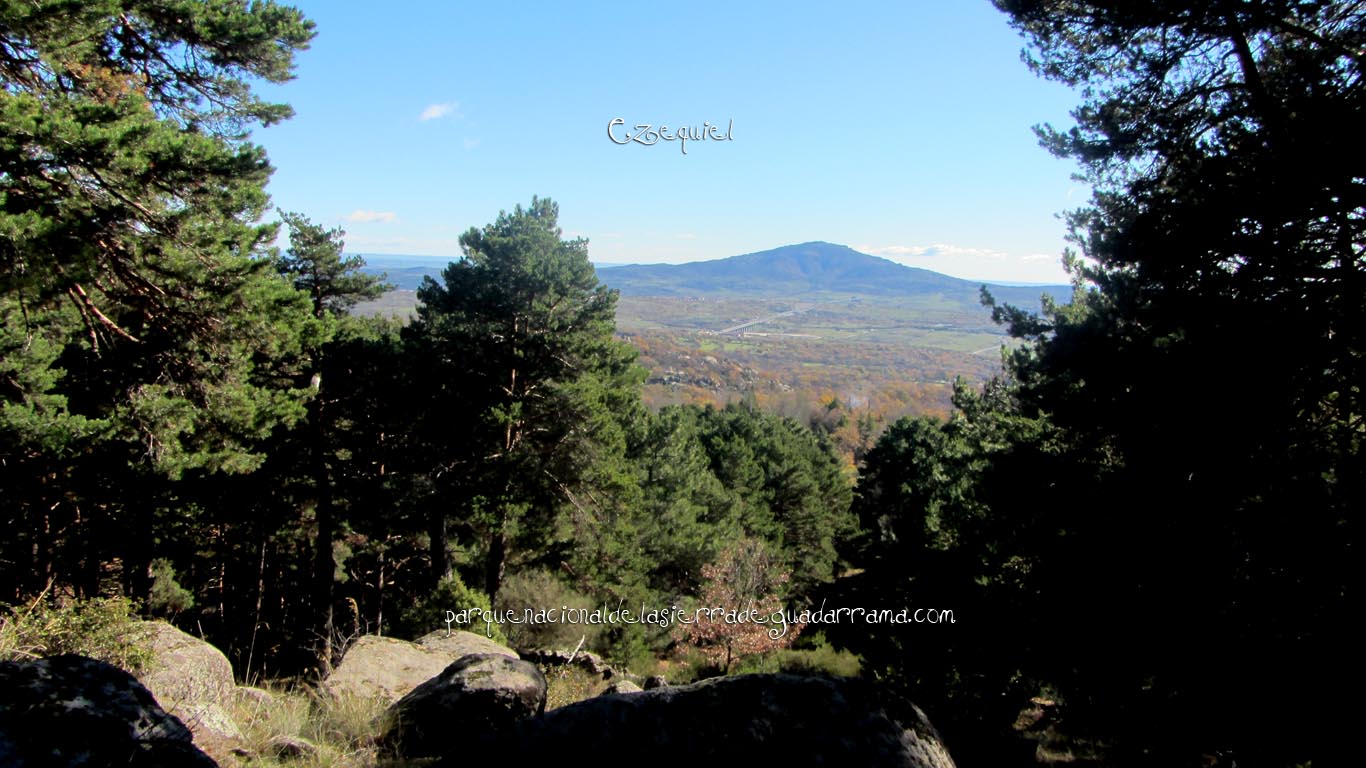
[628,406,743,595]
[843,382,1065,765]
[273,211,389,664]
[276,211,390,320]
[408,197,643,598]
[693,403,856,598]
[848,3,1361,764]
[0,0,316,598]
[988,4,1360,763]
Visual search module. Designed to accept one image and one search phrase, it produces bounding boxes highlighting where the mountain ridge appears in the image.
[592,241,1069,308]
[358,242,1070,310]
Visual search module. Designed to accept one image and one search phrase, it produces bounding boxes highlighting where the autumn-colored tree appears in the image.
[674,538,804,671]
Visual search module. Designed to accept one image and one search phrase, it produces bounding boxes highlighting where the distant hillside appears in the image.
[359,254,652,292]
[356,254,446,291]
[351,242,1065,418]
[357,244,1069,309]
[595,242,1069,309]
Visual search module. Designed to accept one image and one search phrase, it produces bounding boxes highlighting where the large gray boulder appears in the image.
[0,654,218,767]
[415,629,519,660]
[323,632,519,705]
[381,653,547,759]
[324,636,448,704]
[438,673,956,768]
[133,621,236,713]
[131,621,241,759]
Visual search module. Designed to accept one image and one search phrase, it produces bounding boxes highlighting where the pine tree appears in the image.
[408,197,643,598]
[0,1,315,597]
[851,3,1362,764]
[274,211,389,664]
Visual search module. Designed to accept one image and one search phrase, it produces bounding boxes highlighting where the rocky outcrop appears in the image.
[324,632,520,704]
[601,680,642,694]
[381,653,547,759]
[415,629,519,660]
[132,621,242,759]
[0,654,218,767]
[522,647,616,678]
[436,673,956,768]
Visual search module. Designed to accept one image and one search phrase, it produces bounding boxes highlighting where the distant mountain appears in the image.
[594,242,1069,308]
[358,254,638,291]
[355,254,445,291]
[356,242,1071,309]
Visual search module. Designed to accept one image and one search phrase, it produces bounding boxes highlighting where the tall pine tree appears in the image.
[408,197,643,598]
[274,211,389,664]
[850,3,1361,764]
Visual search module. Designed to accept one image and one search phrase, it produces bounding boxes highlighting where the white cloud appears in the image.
[855,242,1067,284]
[344,234,462,256]
[344,209,398,224]
[860,243,1008,261]
[462,137,480,150]
[419,102,460,121]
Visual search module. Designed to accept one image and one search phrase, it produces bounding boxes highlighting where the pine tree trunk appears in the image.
[311,394,335,667]
[485,529,507,602]
[428,505,449,590]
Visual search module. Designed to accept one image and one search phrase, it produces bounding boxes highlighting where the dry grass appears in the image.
[229,685,392,767]
[0,594,150,670]
[543,666,608,711]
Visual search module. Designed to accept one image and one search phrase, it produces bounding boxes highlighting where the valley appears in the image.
[355,242,1064,434]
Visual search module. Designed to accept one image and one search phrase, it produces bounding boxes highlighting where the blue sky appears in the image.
[255,1,1085,283]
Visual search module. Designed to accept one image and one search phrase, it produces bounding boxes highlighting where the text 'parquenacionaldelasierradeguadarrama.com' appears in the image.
[447,601,955,639]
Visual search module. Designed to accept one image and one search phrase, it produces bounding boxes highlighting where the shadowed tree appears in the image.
[848,2,1361,765]
[274,211,389,665]
[0,0,316,598]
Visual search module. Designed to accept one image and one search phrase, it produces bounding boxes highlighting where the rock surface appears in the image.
[381,653,547,759]
[601,680,643,694]
[234,686,275,707]
[325,632,520,704]
[134,621,236,712]
[266,734,319,760]
[442,673,956,768]
[523,647,615,678]
[415,629,519,660]
[0,654,218,767]
[132,621,242,759]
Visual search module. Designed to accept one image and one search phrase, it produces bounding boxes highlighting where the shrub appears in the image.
[544,665,608,711]
[673,538,804,670]
[148,558,195,616]
[495,569,602,652]
[734,633,861,677]
[230,683,387,768]
[392,571,506,644]
[306,687,388,756]
[0,595,150,671]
